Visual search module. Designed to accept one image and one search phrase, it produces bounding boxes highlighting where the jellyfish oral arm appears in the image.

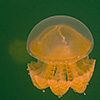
[27,57,95,97]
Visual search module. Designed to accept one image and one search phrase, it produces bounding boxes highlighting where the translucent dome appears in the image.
[27,16,96,97]
[26,15,94,64]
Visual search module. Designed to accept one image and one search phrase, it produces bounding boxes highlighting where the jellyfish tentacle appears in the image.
[70,57,96,93]
[27,61,48,89]
[44,65,55,80]
[27,57,95,96]
[66,65,74,81]
[48,65,71,96]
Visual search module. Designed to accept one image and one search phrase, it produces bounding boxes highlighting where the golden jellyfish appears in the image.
[26,16,96,98]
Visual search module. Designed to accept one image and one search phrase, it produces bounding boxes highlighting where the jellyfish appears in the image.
[26,16,96,98]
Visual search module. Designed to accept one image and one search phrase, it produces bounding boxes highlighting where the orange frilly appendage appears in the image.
[27,57,95,98]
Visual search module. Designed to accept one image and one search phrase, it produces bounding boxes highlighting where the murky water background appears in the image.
[0,0,100,100]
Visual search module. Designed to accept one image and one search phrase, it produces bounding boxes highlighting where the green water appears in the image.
[0,0,100,100]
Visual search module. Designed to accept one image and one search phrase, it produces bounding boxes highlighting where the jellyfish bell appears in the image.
[26,15,96,97]
[28,24,92,64]
[27,16,94,64]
